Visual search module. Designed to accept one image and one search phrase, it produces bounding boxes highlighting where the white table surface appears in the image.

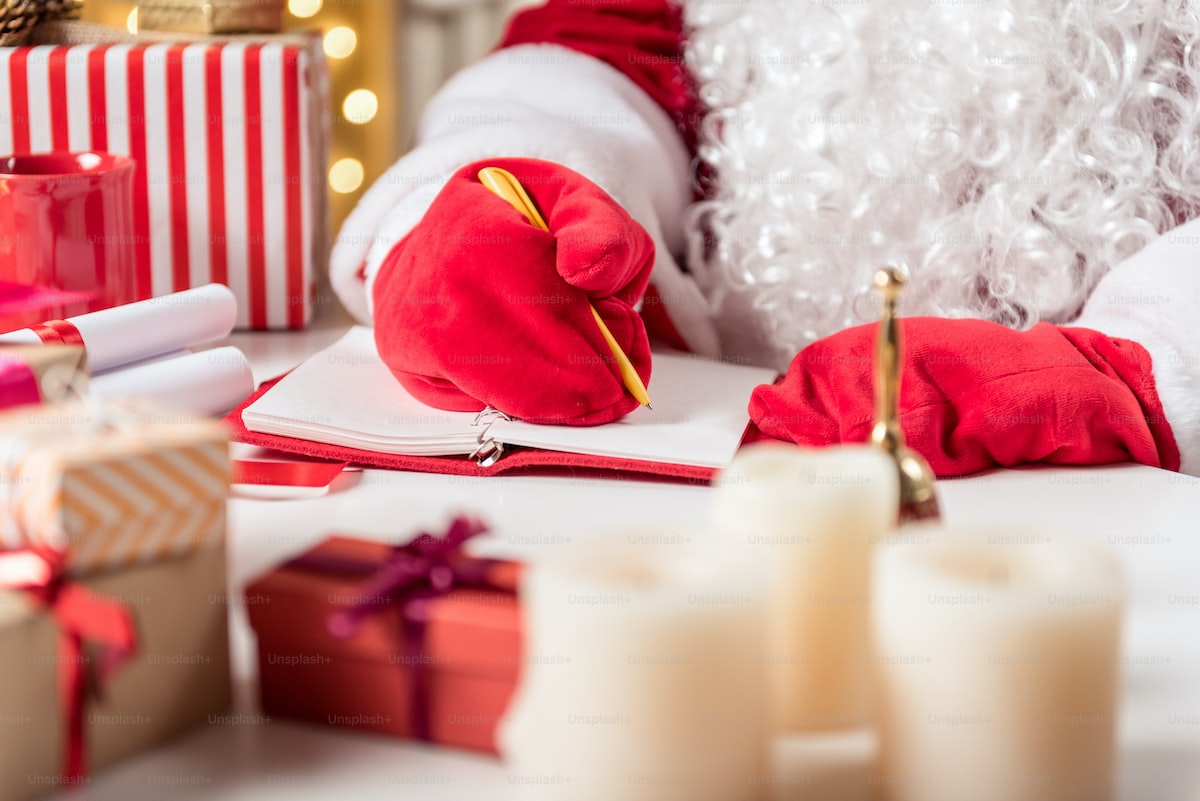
[44,316,1200,801]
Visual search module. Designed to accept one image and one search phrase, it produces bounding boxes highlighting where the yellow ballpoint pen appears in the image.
[477,166,653,409]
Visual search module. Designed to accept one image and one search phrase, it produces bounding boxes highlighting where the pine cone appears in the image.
[0,0,82,45]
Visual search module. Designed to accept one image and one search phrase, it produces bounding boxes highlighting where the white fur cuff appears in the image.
[1075,221,1200,476]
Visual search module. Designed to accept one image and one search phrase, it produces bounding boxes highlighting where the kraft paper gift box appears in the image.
[0,544,231,801]
[0,399,231,798]
[246,522,524,754]
[0,21,331,330]
[0,344,86,409]
[0,400,229,575]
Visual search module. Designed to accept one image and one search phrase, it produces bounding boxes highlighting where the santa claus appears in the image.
[331,0,1200,477]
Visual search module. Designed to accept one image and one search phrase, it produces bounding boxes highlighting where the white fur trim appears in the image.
[329,44,719,356]
[1075,220,1200,476]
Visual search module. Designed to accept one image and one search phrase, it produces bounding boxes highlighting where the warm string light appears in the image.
[329,158,364,194]
[323,26,357,59]
[287,0,321,18]
[282,4,383,199]
[342,89,378,124]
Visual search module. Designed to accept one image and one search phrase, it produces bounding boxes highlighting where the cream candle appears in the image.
[499,531,769,801]
[872,525,1124,801]
[711,443,899,731]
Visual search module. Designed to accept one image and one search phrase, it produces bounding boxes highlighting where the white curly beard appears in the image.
[681,0,1200,371]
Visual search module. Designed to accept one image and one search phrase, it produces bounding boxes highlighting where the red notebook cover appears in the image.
[225,378,771,482]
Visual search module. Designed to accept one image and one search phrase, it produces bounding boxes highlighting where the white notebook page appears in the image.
[242,326,777,468]
[489,352,775,468]
[242,327,482,456]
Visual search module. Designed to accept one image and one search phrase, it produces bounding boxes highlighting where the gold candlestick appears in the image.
[869,265,941,524]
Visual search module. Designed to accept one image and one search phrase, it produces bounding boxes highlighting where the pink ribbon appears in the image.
[0,354,43,407]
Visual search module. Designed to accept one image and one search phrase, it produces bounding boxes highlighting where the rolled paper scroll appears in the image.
[89,347,253,416]
[0,284,237,373]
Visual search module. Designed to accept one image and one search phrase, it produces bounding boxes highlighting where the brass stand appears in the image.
[869,266,941,524]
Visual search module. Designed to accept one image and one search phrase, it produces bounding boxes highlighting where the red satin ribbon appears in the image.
[29,319,86,347]
[231,459,347,488]
[0,549,137,782]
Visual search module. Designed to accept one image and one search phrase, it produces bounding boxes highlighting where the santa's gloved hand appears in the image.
[749,318,1181,477]
[372,158,654,426]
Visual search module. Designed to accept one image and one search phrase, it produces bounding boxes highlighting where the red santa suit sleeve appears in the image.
[329,0,716,357]
[500,0,694,140]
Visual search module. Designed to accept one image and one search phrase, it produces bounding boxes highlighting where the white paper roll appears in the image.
[499,530,769,801]
[872,525,1124,801]
[711,443,899,732]
[89,346,254,416]
[91,349,191,377]
[0,284,238,373]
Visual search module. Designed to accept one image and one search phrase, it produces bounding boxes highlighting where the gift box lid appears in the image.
[246,535,522,680]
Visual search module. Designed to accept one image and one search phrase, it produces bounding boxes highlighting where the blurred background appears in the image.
[82,0,542,232]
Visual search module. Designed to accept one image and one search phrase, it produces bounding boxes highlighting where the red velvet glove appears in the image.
[750,318,1181,476]
[372,158,654,425]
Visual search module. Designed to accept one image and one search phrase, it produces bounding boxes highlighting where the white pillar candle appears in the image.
[499,530,768,801]
[872,525,1124,801]
[711,443,899,731]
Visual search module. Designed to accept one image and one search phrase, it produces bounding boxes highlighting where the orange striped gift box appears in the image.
[0,29,329,329]
[0,401,230,576]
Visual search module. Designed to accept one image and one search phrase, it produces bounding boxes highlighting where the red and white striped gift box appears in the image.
[0,36,329,329]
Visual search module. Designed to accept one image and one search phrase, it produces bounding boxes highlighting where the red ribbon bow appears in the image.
[286,516,515,742]
[0,548,138,783]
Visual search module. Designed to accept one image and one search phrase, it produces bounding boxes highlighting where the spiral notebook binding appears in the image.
[469,407,512,467]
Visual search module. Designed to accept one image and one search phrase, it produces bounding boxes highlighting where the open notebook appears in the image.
[241,327,777,470]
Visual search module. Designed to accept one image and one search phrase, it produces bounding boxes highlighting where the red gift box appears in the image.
[0,24,330,329]
[245,521,523,753]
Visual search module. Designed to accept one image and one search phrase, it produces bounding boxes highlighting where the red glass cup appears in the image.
[0,151,138,333]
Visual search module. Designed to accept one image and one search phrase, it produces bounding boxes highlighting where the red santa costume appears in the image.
[330,0,1200,477]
